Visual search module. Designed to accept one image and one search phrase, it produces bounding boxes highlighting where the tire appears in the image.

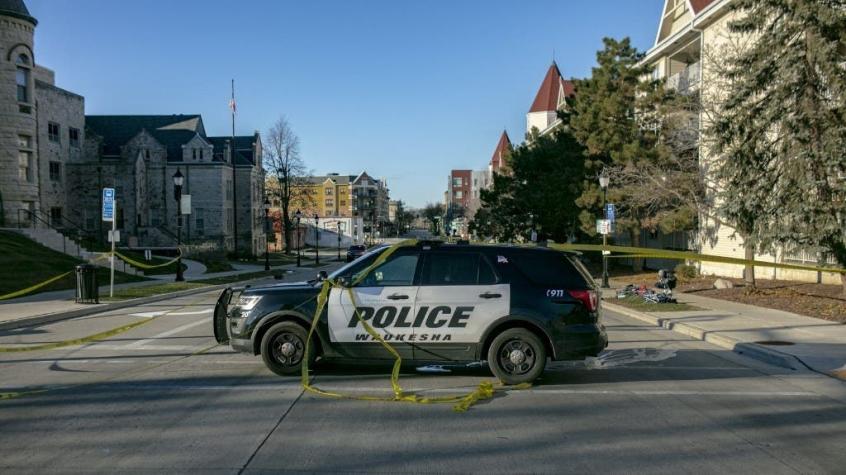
[260,321,316,377]
[487,328,547,385]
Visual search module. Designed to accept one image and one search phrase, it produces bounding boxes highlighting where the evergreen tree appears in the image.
[568,37,671,269]
[710,0,846,290]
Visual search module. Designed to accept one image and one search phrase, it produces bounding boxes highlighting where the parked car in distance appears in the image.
[346,244,367,262]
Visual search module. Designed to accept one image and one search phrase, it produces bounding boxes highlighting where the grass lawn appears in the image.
[193,270,278,285]
[0,230,147,298]
[101,282,206,301]
[610,295,700,312]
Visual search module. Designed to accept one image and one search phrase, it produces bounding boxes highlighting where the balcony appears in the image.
[666,61,700,94]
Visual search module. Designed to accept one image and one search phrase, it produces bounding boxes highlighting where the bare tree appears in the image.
[264,117,310,254]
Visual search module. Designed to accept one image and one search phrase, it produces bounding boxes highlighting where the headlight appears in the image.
[236,295,262,311]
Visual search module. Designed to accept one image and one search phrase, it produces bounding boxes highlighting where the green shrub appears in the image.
[675,263,698,281]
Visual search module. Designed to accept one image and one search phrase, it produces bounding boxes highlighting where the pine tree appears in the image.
[709,0,846,291]
[568,37,673,269]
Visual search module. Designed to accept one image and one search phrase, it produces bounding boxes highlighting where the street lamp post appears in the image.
[172,168,185,282]
[295,209,302,267]
[337,221,342,261]
[314,214,320,265]
[263,198,271,271]
[599,169,610,289]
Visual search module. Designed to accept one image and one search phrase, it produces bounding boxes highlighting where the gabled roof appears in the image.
[690,0,717,14]
[529,62,575,113]
[301,174,357,185]
[489,130,512,171]
[0,0,36,25]
[85,115,204,158]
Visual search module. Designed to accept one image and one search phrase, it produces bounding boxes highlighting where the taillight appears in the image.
[568,290,598,312]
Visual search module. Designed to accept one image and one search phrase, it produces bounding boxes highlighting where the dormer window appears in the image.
[199,149,204,160]
[192,149,197,160]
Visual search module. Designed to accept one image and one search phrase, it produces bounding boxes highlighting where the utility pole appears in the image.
[230,79,238,257]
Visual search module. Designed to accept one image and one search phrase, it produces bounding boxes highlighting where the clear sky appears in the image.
[27,0,662,208]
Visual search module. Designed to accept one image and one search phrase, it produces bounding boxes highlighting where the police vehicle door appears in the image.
[414,251,508,361]
[327,249,421,359]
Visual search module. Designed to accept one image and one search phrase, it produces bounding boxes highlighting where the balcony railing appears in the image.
[666,61,700,94]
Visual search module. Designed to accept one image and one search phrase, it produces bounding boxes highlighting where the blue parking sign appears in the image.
[102,188,115,222]
[605,203,616,223]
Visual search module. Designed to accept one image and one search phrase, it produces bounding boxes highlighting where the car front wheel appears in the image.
[487,328,546,385]
[260,321,315,377]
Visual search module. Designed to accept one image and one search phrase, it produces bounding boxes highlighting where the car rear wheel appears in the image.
[260,321,315,377]
[487,328,546,385]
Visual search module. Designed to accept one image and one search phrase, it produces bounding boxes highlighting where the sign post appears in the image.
[102,188,116,298]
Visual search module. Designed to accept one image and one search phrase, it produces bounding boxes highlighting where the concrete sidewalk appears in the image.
[601,283,846,380]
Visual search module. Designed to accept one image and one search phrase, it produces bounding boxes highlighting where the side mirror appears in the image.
[317,270,328,281]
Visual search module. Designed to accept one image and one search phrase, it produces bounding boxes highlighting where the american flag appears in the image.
[228,97,237,113]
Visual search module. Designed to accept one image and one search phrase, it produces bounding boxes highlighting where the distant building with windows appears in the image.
[0,1,266,256]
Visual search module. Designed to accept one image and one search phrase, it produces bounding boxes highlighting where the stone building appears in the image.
[69,115,266,255]
[0,0,85,229]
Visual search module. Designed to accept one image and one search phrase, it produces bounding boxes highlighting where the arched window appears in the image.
[16,54,31,103]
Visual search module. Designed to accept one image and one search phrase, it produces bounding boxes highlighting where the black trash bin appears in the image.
[75,264,99,304]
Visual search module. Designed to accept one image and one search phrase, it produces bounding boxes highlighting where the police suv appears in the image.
[213,242,607,384]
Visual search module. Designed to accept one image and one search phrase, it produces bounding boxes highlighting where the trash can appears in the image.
[75,264,99,304]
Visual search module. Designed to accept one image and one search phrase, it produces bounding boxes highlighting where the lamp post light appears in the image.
[294,209,302,267]
[314,214,320,265]
[172,168,185,282]
[599,168,611,289]
[263,198,271,271]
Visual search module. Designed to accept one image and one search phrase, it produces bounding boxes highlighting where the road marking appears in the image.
[123,318,210,349]
[129,311,166,318]
[166,308,213,316]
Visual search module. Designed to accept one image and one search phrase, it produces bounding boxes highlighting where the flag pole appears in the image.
[231,79,238,257]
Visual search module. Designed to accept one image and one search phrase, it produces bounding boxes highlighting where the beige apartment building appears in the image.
[643,0,840,284]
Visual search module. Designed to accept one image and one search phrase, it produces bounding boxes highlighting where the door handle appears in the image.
[479,292,501,299]
[387,293,409,300]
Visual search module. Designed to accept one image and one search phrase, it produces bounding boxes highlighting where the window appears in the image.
[16,67,30,102]
[49,161,61,181]
[455,191,463,199]
[325,188,333,195]
[48,122,60,142]
[69,127,80,147]
[195,208,204,236]
[199,149,203,160]
[340,200,346,206]
[18,151,33,182]
[453,177,462,186]
[358,252,419,287]
[423,252,496,286]
[18,135,31,149]
[145,149,150,159]
[50,207,62,226]
[509,252,589,288]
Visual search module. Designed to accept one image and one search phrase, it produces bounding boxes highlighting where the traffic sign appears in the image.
[102,188,115,222]
[605,203,616,223]
[596,219,612,235]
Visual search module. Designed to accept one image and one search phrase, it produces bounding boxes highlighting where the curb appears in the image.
[602,301,804,371]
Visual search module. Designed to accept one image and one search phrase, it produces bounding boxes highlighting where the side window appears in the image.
[424,252,496,286]
[358,253,419,287]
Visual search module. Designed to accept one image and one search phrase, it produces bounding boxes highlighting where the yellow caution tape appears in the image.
[301,239,530,412]
[549,243,846,274]
[0,318,153,353]
[113,249,183,270]
[0,271,73,301]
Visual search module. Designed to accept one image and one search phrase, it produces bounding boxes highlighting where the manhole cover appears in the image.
[755,340,795,346]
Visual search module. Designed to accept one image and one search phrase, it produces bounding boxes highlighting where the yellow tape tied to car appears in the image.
[300,239,530,412]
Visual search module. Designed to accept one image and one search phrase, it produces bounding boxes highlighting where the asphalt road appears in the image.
[1,285,845,474]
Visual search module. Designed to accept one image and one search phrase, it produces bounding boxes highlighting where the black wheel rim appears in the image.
[498,338,536,375]
[271,332,305,367]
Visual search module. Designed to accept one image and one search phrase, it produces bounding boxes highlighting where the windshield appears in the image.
[328,245,388,281]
